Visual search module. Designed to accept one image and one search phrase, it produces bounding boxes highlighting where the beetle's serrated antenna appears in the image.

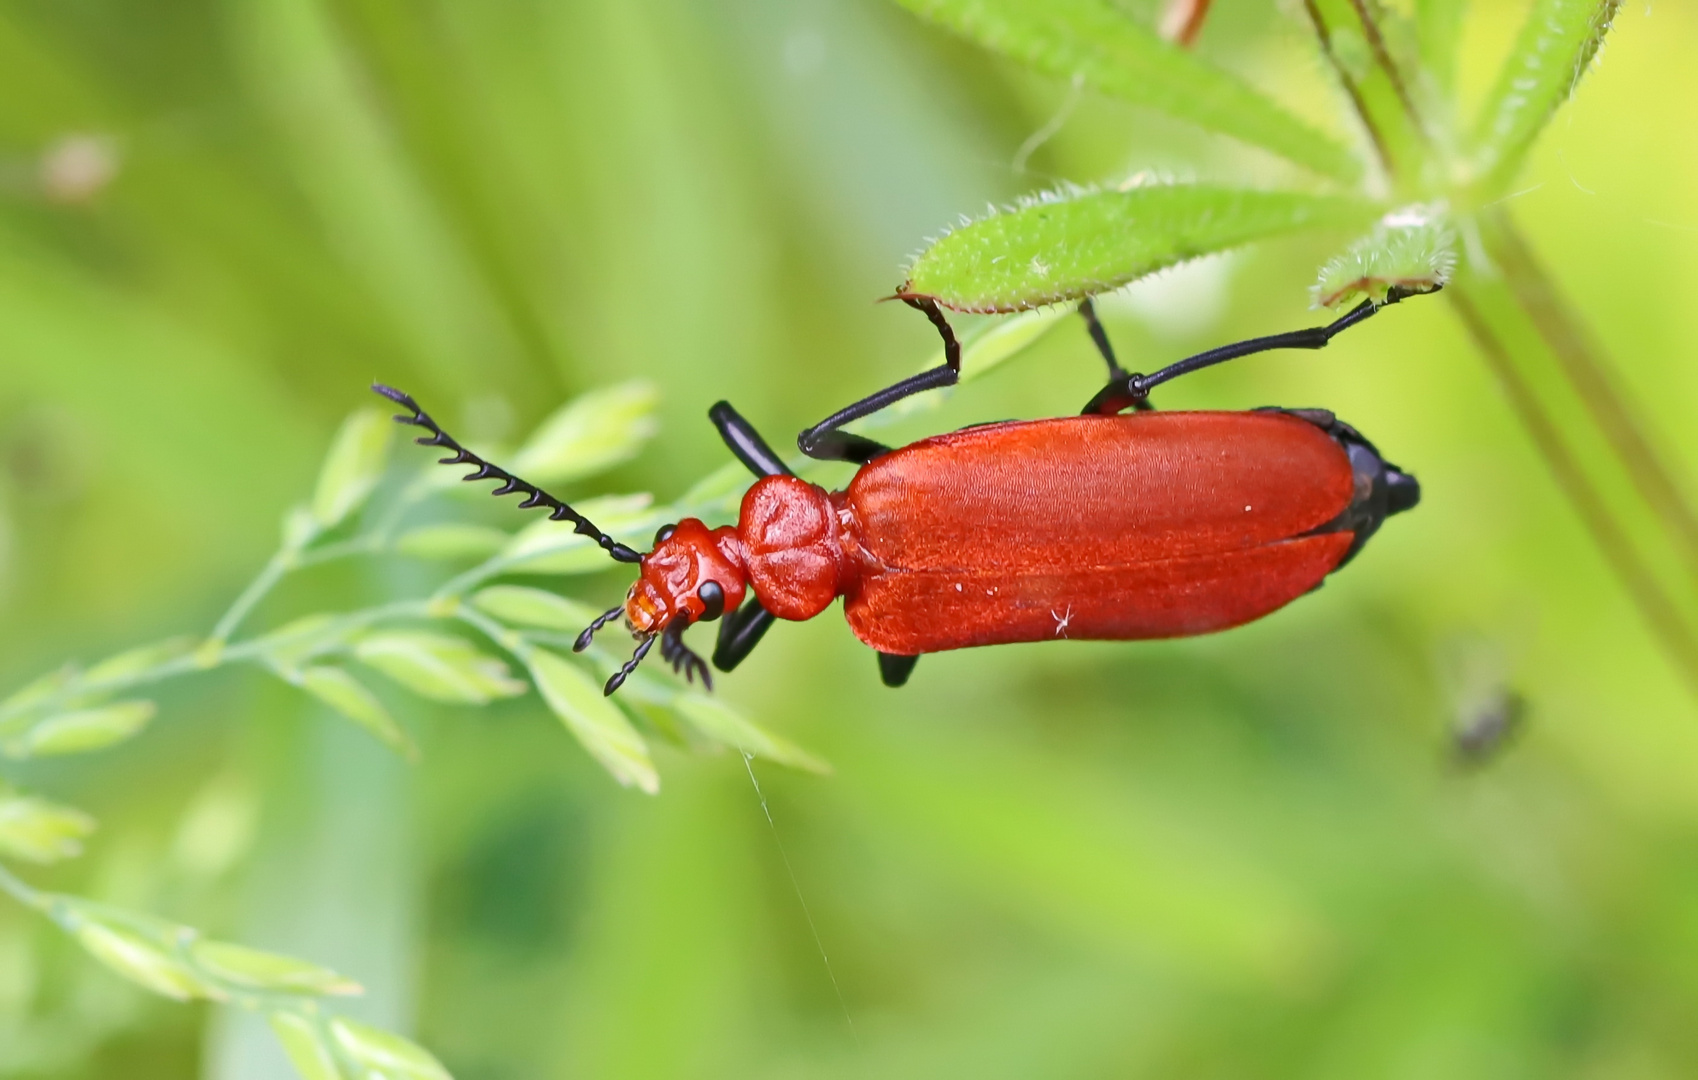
[574,605,626,653]
[372,384,643,565]
[604,633,655,695]
[660,618,713,690]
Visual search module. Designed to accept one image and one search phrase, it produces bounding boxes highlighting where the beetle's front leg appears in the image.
[712,598,777,673]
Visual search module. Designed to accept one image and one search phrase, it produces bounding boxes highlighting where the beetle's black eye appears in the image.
[697,580,725,621]
[654,524,676,546]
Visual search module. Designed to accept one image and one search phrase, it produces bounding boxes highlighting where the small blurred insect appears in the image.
[1441,635,1529,766]
[1451,689,1527,766]
[376,286,1429,695]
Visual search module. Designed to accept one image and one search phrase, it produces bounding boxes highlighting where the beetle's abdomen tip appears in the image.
[1384,468,1421,515]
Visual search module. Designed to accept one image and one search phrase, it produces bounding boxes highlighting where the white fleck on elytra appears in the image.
[1244,505,1252,512]
[1052,606,1073,638]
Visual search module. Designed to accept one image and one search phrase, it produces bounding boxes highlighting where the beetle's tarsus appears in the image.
[575,605,625,653]
[605,634,655,696]
[660,619,713,690]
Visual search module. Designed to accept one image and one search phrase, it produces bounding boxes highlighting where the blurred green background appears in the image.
[3,0,1698,1076]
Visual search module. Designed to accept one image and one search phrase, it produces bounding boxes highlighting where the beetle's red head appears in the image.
[372,383,753,697]
[574,518,748,694]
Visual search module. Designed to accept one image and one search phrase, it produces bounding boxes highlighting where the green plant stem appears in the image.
[0,600,433,737]
[1449,289,1698,699]
[1343,0,1432,148]
[1301,0,1395,178]
[1482,211,1698,588]
[209,551,293,645]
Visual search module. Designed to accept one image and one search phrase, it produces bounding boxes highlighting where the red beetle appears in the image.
[376,288,1423,693]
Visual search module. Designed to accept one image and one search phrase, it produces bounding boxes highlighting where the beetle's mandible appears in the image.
[374,286,1428,694]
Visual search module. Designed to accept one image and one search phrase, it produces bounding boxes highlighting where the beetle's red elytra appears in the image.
[376,285,1429,694]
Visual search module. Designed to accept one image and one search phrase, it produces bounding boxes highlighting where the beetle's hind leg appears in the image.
[1082,285,1435,415]
[1078,298,1156,415]
[878,652,920,688]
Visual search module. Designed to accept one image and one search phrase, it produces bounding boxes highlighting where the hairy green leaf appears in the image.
[509,381,659,485]
[525,649,658,794]
[0,786,97,864]
[294,666,417,760]
[1472,0,1621,188]
[890,0,1359,181]
[1312,205,1455,307]
[269,1013,346,1080]
[471,586,605,632]
[394,523,511,560]
[354,632,527,704]
[902,184,1376,312]
[311,407,392,530]
[191,939,363,996]
[6,700,157,758]
[331,1017,454,1080]
[672,694,831,774]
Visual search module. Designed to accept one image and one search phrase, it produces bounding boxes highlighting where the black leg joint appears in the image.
[902,296,961,373]
[1082,374,1154,416]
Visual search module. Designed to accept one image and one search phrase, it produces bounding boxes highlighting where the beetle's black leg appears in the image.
[1078,298,1154,414]
[1082,285,1433,415]
[797,297,962,464]
[709,401,794,478]
[878,652,920,688]
[712,598,778,672]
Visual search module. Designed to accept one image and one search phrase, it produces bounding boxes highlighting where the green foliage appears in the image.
[0,0,1690,1076]
[311,409,393,532]
[470,586,606,632]
[5,700,157,759]
[189,940,362,996]
[1312,207,1456,307]
[902,184,1375,312]
[671,694,832,775]
[0,787,96,864]
[496,494,657,575]
[508,381,660,485]
[269,1014,345,1080]
[0,861,442,1078]
[887,0,1360,181]
[290,666,418,761]
[352,631,529,706]
[1472,0,1624,188]
[523,647,659,795]
[393,524,511,561]
[330,1017,453,1080]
